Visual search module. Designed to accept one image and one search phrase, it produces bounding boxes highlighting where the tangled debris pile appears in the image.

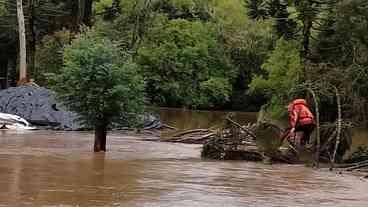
[201,119,296,163]
[164,113,354,165]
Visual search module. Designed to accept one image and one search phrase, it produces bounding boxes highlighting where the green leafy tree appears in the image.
[311,0,368,125]
[34,29,71,85]
[246,0,297,39]
[95,0,275,111]
[0,0,86,84]
[137,18,234,108]
[50,30,145,152]
[249,38,302,117]
[199,77,232,108]
[211,0,274,110]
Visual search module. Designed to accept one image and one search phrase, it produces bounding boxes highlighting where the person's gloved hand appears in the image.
[290,127,295,133]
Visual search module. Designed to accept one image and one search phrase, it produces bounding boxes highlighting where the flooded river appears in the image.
[0,108,368,206]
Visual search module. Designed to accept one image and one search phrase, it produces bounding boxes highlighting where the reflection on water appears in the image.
[0,129,368,207]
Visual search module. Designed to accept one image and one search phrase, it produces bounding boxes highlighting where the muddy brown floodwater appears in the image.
[1,108,368,206]
[0,130,367,207]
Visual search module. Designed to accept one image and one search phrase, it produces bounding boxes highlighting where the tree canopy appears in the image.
[49,29,145,151]
[1,0,368,126]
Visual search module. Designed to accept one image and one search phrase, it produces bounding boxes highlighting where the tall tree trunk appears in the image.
[28,38,36,81]
[28,0,36,80]
[16,0,27,83]
[0,58,7,89]
[301,19,312,81]
[78,0,85,26]
[82,0,93,26]
[8,57,17,87]
[5,58,9,88]
[71,0,81,31]
[94,123,108,152]
[73,0,93,29]
[301,20,312,60]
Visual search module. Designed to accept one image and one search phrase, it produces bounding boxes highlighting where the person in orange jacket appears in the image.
[287,99,315,146]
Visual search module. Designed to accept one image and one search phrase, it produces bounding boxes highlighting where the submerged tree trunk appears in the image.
[16,0,27,83]
[94,123,108,152]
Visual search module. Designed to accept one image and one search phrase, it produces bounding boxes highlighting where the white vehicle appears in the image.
[0,112,36,130]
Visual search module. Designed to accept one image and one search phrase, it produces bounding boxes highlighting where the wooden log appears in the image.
[165,132,215,144]
[172,129,212,137]
[162,124,177,130]
[346,163,368,171]
[335,160,368,169]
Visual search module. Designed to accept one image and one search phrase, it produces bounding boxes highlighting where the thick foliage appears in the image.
[249,38,302,119]
[93,0,274,110]
[249,38,301,98]
[212,0,274,110]
[49,30,145,128]
[35,29,71,84]
[2,0,368,126]
[137,18,234,108]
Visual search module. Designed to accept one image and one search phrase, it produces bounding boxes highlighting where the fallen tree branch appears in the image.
[334,160,368,169]
[169,132,215,144]
[331,85,342,169]
[345,163,368,171]
[172,129,212,137]
[162,124,177,130]
[199,133,216,140]
[225,116,257,139]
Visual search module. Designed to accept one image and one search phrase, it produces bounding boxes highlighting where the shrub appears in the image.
[49,29,145,152]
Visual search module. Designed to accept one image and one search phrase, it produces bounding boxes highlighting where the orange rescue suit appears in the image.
[288,99,315,128]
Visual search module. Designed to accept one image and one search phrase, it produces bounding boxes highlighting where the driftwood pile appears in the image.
[201,121,261,161]
[163,113,356,166]
[201,118,299,163]
[164,114,298,163]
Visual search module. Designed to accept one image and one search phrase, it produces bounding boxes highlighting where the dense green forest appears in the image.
[0,0,367,126]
